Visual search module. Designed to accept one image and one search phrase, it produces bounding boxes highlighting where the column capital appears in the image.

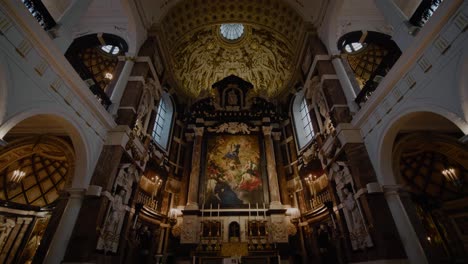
[194,127,204,137]
[185,133,195,142]
[272,132,282,141]
[262,126,273,136]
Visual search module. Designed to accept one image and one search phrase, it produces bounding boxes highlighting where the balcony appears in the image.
[22,0,56,31]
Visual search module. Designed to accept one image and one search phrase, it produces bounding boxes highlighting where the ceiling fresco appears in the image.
[157,0,307,98]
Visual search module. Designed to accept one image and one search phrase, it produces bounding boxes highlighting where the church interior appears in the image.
[0,0,467,263]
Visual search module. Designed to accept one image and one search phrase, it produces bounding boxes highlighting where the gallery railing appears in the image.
[355,49,402,106]
[66,58,112,109]
[410,0,443,27]
[308,189,332,212]
[134,189,159,212]
[22,0,56,31]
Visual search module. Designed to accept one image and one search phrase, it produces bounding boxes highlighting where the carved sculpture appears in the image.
[330,162,373,250]
[97,165,136,253]
[207,122,253,134]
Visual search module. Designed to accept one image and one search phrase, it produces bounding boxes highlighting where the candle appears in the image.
[256,203,259,220]
[263,202,266,218]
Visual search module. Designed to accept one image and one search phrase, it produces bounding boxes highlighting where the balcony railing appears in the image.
[355,48,402,106]
[66,58,112,109]
[22,0,56,31]
[410,0,443,27]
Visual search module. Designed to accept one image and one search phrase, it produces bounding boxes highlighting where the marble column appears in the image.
[109,57,136,116]
[186,127,204,210]
[178,133,194,207]
[331,57,359,113]
[53,0,93,53]
[374,0,414,51]
[263,126,282,209]
[384,185,428,264]
[272,131,290,206]
[43,188,85,264]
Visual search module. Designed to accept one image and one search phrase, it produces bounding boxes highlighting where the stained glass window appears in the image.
[220,24,244,41]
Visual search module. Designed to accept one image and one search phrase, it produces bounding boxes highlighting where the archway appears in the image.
[383,111,467,263]
[0,113,87,263]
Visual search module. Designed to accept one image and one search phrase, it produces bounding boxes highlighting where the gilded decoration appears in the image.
[170,25,295,98]
[160,0,305,98]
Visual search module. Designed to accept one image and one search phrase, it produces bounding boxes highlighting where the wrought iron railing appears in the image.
[355,49,402,106]
[410,0,443,27]
[22,0,56,31]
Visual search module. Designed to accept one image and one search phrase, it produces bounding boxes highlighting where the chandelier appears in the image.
[441,167,462,189]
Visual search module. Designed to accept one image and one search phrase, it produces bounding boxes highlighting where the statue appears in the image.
[97,188,128,253]
[227,89,238,106]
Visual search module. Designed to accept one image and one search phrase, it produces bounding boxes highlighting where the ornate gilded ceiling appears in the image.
[158,0,307,98]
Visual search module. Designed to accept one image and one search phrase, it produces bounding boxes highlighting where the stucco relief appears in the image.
[170,26,295,98]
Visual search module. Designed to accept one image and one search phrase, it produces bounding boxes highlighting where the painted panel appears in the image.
[203,134,264,207]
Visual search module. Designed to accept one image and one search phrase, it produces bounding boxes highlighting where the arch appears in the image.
[0,107,92,189]
[290,89,315,151]
[65,33,128,57]
[376,106,468,185]
[152,92,175,151]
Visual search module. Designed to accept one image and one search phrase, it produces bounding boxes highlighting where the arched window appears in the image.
[292,90,314,150]
[152,92,174,150]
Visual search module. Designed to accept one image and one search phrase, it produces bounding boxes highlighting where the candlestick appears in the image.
[248,203,251,221]
[210,203,212,218]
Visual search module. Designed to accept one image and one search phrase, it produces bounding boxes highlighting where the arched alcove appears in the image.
[0,112,88,263]
[378,111,467,263]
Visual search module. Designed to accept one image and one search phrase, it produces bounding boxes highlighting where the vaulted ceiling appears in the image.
[136,0,328,99]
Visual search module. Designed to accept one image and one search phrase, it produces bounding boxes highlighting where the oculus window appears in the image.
[220,24,244,41]
[101,45,120,55]
[292,91,315,150]
[152,93,174,151]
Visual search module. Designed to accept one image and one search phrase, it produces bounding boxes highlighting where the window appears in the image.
[344,42,365,54]
[292,91,315,150]
[101,45,120,55]
[300,98,314,143]
[152,93,174,150]
[220,24,244,41]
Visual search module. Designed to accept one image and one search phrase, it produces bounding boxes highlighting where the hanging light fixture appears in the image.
[441,167,462,188]
[8,169,26,183]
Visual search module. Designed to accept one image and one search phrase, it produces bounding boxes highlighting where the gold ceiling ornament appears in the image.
[161,0,304,48]
[159,0,306,99]
[0,136,75,207]
[170,24,296,98]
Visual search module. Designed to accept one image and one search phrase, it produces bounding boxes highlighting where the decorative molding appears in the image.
[207,122,253,134]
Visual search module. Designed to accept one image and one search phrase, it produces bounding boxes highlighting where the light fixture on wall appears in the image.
[441,167,462,189]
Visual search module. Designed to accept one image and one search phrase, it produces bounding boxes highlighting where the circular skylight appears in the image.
[220,24,244,41]
[101,45,120,55]
[344,42,364,53]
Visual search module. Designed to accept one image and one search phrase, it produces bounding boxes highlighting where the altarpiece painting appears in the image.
[202,134,264,207]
